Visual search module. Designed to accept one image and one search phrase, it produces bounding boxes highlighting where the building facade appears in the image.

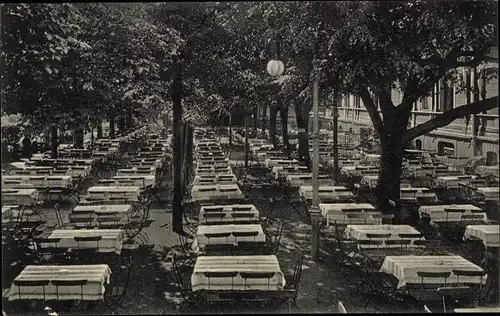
[337,48,499,165]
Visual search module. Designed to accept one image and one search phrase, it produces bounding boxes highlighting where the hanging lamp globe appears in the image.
[266,59,285,77]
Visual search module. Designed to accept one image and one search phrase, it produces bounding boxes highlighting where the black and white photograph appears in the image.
[1,1,499,315]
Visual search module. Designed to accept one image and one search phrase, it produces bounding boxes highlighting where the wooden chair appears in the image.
[172,255,202,311]
[406,271,451,308]
[51,279,87,301]
[72,236,102,263]
[437,286,474,312]
[104,264,133,313]
[265,219,284,254]
[33,237,68,263]
[283,251,304,308]
[12,279,50,300]
[203,271,238,291]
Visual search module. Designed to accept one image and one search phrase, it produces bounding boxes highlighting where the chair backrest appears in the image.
[338,301,347,314]
[232,231,259,237]
[399,233,423,239]
[203,271,238,278]
[204,232,231,239]
[366,233,392,239]
[417,271,451,288]
[172,255,189,292]
[292,251,305,289]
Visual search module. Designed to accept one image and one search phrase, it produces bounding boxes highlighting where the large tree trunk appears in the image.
[376,109,411,224]
[179,121,187,197]
[261,104,267,139]
[171,58,184,234]
[295,102,311,167]
[269,102,278,148]
[51,124,58,159]
[228,114,232,146]
[118,116,126,134]
[252,106,258,137]
[109,116,115,138]
[97,122,103,139]
[183,123,193,188]
[73,127,84,148]
[126,107,133,131]
[279,105,290,157]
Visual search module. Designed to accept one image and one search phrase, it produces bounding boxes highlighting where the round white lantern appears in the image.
[266,60,285,77]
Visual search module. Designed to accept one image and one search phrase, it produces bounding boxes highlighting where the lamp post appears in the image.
[332,93,339,183]
[310,59,321,262]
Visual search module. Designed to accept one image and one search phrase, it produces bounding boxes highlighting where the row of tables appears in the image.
[4,126,160,306]
[187,129,290,300]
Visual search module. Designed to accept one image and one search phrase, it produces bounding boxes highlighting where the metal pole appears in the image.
[333,94,339,183]
[310,59,321,262]
[244,102,249,169]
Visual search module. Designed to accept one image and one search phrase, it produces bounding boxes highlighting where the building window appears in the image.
[443,81,454,111]
[465,69,472,104]
[486,151,498,166]
[421,97,429,110]
[438,141,455,156]
[415,139,422,150]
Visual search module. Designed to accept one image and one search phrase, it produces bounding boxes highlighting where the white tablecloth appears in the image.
[435,175,476,189]
[319,203,378,225]
[1,189,39,205]
[272,166,309,179]
[264,159,299,168]
[191,184,244,202]
[87,186,140,201]
[3,175,73,189]
[299,186,353,201]
[111,175,155,187]
[193,224,265,252]
[379,255,487,289]
[9,265,112,301]
[199,204,260,224]
[191,255,285,291]
[464,225,500,247]
[477,187,499,201]
[475,165,499,177]
[345,225,423,248]
[340,165,379,177]
[117,168,156,176]
[43,229,125,254]
[192,174,238,185]
[418,204,486,222]
[286,174,333,186]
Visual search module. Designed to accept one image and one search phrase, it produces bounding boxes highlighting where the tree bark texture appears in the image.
[252,106,258,137]
[184,124,194,187]
[51,125,58,159]
[109,116,115,138]
[261,104,267,138]
[376,109,410,224]
[73,128,84,148]
[228,114,232,146]
[279,105,290,157]
[171,59,184,234]
[118,116,126,134]
[126,107,133,131]
[97,122,103,139]
[295,102,311,167]
[269,102,278,148]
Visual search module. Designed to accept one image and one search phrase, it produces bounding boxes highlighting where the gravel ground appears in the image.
[2,149,498,315]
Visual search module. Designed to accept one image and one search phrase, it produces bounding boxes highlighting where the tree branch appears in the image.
[402,96,499,144]
[376,82,395,115]
[359,87,383,135]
